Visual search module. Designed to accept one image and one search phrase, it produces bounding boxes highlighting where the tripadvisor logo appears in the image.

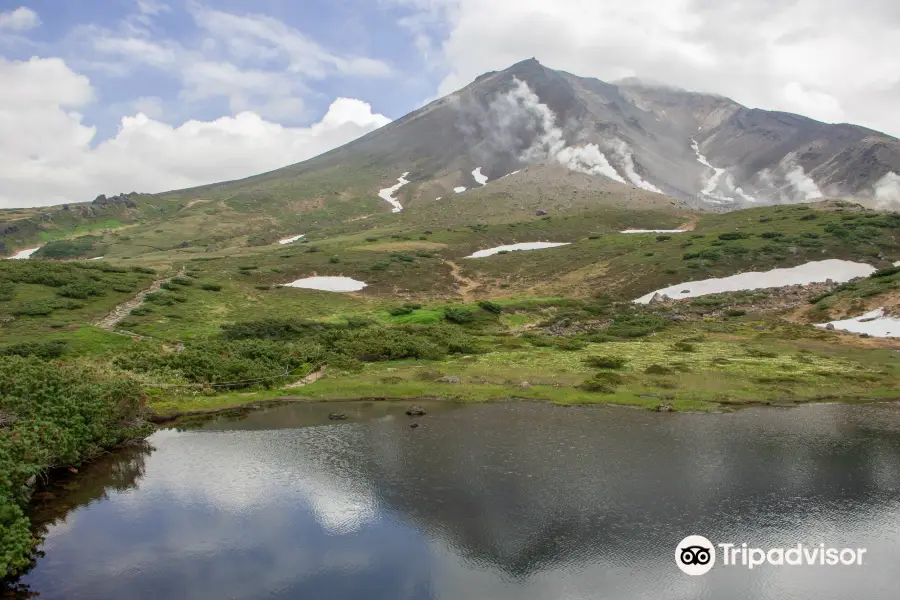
[676,535,716,575]
[675,535,867,576]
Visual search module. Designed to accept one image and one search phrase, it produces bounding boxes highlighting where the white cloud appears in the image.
[190,6,391,77]
[77,4,392,124]
[0,7,41,31]
[388,0,900,137]
[0,57,390,208]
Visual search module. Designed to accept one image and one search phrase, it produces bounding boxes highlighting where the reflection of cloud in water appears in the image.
[21,403,900,600]
[130,428,378,533]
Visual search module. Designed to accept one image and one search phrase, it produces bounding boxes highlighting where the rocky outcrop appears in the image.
[93,192,139,208]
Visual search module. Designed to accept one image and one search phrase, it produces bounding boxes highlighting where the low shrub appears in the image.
[583,355,628,369]
[718,232,749,240]
[725,309,747,317]
[673,341,697,352]
[870,266,900,278]
[644,364,671,375]
[477,300,503,314]
[444,307,474,324]
[329,256,341,264]
[200,283,222,291]
[0,340,67,359]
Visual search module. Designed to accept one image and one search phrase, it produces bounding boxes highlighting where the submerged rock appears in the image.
[328,413,347,420]
[410,422,420,428]
[406,405,427,416]
[655,403,674,413]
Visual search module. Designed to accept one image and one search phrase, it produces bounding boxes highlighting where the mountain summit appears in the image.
[176,58,900,215]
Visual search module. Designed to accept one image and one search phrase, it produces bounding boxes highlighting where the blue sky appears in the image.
[1,0,899,208]
[2,0,444,139]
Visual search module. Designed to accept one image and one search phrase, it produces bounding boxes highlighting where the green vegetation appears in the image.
[2,196,900,578]
[1,357,149,576]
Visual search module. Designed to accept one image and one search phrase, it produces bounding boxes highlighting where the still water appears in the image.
[14,401,900,599]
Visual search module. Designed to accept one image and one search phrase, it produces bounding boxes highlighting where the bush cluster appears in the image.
[0,357,148,577]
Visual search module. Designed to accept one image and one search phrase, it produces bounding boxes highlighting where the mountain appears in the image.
[160,57,900,214]
[3,58,900,258]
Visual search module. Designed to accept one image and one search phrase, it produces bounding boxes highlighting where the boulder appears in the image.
[648,293,663,305]
[437,376,461,384]
[406,405,427,416]
[536,209,548,216]
[825,323,835,330]
[410,422,420,428]
[517,381,532,391]
[655,403,674,413]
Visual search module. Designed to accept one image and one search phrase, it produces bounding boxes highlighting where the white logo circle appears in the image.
[675,535,716,576]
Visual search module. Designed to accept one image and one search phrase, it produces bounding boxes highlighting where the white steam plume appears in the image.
[784,165,823,202]
[609,138,662,193]
[873,172,900,208]
[556,144,626,183]
[459,78,649,186]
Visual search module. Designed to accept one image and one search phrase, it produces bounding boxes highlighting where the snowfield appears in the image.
[466,242,570,258]
[816,308,900,338]
[378,172,410,213]
[472,167,488,185]
[284,277,368,292]
[620,229,688,234]
[278,234,305,244]
[634,259,876,304]
[7,247,40,260]
[454,186,467,194]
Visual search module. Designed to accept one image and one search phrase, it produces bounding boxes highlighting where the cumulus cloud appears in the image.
[388,0,900,138]
[0,7,40,31]
[0,57,390,208]
[72,3,391,124]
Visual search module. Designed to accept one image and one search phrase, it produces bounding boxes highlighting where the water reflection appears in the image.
[9,402,900,599]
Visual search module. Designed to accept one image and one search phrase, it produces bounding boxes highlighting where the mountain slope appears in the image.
[158,58,900,212]
[4,58,900,259]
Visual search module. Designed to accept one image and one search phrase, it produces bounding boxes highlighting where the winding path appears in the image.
[96,267,185,333]
[444,260,479,301]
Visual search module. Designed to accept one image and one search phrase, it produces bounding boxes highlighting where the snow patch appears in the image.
[816,308,900,338]
[894,261,900,267]
[692,138,734,203]
[377,172,410,213]
[620,229,688,234]
[609,139,663,193]
[466,242,570,259]
[284,276,368,292]
[278,234,305,245]
[7,247,40,260]
[634,259,875,304]
[500,170,521,179]
[453,186,467,194]
[472,167,488,186]
[91,256,104,260]
[435,196,443,201]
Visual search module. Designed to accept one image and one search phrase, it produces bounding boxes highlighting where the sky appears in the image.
[1,0,899,208]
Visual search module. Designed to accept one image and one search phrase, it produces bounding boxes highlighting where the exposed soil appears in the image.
[95,267,185,332]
